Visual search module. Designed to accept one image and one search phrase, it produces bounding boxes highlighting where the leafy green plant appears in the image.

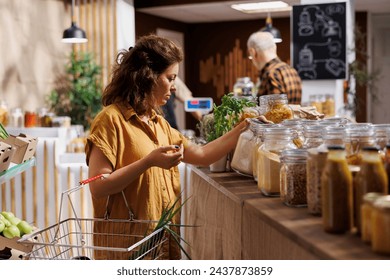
[129,194,192,260]
[47,51,102,130]
[205,93,256,142]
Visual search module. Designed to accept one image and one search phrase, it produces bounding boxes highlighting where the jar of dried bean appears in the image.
[280,149,308,207]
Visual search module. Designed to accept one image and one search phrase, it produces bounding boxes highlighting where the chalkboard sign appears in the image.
[292,2,346,80]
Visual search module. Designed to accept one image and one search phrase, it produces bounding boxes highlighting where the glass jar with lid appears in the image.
[281,119,304,148]
[361,192,384,244]
[280,149,308,207]
[252,121,276,182]
[257,127,297,196]
[353,146,388,233]
[371,195,390,254]
[10,107,24,127]
[385,144,390,194]
[233,77,255,99]
[306,147,328,216]
[302,124,325,149]
[372,124,390,151]
[317,125,345,150]
[344,125,376,166]
[321,145,353,233]
[262,94,294,124]
[231,118,257,177]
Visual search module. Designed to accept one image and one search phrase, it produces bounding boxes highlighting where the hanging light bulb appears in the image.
[260,13,282,43]
[62,0,88,44]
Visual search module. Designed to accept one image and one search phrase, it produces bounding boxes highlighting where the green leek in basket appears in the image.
[0,123,9,140]
[129,194,192,260]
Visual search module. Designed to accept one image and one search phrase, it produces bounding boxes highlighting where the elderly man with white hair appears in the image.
[247,31,302,104]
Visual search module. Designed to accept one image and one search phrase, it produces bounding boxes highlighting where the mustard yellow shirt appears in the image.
[85,103,188,259]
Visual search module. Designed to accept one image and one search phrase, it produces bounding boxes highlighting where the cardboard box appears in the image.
[0,142,15,172]
[2,134,38,164]
[0,236,33,260]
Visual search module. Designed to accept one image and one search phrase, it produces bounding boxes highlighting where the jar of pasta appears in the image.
[280,149,308,207]
[257,127,297,196]
[263,94,293,124]
[371,195,390,254]
[361,192,383,244]
[321,145,353,234]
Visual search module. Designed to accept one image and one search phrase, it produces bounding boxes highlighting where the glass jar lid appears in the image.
[373,195,390,210]
[363,192,384,204]
[280,148,308,162]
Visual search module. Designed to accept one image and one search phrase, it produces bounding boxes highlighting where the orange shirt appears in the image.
[85,103,188,259]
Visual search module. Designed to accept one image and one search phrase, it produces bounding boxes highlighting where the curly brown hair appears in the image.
[102,34,183,115]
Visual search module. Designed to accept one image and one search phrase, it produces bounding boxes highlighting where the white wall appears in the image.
[299,0,355,117]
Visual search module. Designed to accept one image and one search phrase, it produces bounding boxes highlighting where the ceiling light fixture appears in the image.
[260,13,282,43]
[231,1,290,13]
[62,0,88,44]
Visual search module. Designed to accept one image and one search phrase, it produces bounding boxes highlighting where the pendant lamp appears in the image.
[62,0,88,43]
[260,13,282,43]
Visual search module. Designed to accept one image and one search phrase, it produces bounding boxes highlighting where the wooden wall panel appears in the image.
[67,0,118,89]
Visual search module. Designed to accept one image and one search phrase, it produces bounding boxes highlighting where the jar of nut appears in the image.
[280,149,308,207]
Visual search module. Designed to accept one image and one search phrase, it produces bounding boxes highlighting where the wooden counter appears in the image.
[183,165,390,260]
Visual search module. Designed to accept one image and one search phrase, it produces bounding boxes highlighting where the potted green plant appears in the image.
[198,93,256,172]
[47,51,102,131]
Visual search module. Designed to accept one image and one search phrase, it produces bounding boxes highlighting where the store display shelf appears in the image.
[0,158,36,184]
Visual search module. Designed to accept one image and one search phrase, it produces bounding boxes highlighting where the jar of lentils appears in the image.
[280,149,308,207]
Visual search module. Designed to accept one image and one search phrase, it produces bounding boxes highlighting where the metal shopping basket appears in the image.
[18,174,169,260]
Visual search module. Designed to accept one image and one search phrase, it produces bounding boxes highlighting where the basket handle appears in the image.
[104,191,135,221]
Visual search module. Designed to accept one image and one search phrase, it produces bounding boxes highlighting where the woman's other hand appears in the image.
[146,145,183,169]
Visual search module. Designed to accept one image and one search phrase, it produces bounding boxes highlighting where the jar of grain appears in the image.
[371,195,390,254]
[280,149,308,207]
[252,121,276,182]
[263,94,293,124]
[321,145,353,234]
[257,127,297,196]
[306,147,328,215]
[361,192,383,243]
[353,146,388,233]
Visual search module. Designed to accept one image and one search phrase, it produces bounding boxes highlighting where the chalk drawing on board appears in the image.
[296,39,345,79]
[297,5,344,38]
[293,2,346,80]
